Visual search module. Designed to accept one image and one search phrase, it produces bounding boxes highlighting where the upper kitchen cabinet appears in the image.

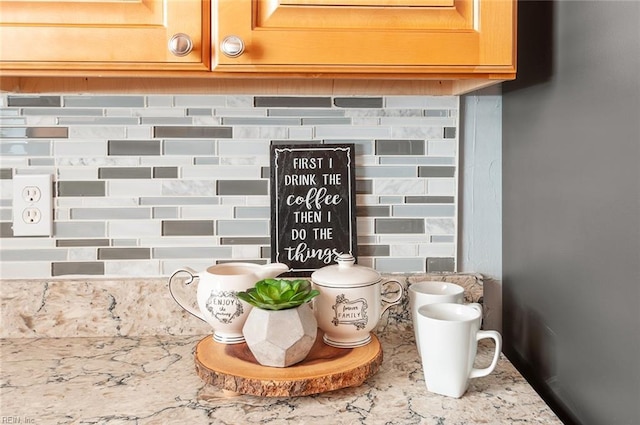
[0,0,210,71]
[213,0,516,78]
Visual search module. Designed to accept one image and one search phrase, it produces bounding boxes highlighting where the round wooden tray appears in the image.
[194,330,383,397]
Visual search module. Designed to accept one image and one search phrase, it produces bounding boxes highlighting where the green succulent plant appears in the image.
[236,278,320,311]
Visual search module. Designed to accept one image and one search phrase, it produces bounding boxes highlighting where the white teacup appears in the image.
[417,303,502,398]
[409,281,481,354]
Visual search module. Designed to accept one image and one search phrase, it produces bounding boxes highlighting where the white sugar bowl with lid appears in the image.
[311,254,403,348]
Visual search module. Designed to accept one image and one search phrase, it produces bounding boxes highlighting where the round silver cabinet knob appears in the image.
[220,35,245,58]
[168,33,193,57]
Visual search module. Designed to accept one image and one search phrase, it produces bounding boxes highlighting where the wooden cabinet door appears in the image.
[0,0,210,71]
[214,0,515,75]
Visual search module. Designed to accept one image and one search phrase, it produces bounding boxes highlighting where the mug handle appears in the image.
[168,267,206,322]
[380,279,404,316]
[469,330,502,379]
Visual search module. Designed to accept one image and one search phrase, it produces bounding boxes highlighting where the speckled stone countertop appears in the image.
[0,275,561,424]
[1,328,561,425]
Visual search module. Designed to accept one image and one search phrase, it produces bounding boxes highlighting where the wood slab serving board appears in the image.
[194,330,383,397]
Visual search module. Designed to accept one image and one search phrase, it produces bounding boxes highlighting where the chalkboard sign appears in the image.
[270,144,358,276]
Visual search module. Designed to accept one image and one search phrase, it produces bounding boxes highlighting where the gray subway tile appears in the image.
[7,95,61,107]
[425,109,450,117]
[71,208,150,220]
[418,166,456,178]
[29,158,56,166]
[379,196,404,204]
[375,258,425,273]
[375,218,425,234]
[22,108,103,117]
[356,206,390,217]
[164,140,216,156]
[187,108,213,116]
[152,207,179,219]
[112,239,138,246]
[58,181,106,197]
[444,127,457,139]
[108,140,161,156]
[375,140,425,155]
[0,127,68,138]
[431,235,455,243]
[194,157,220,165]
[0,249,67,262]
[52,262,104,276]
[153,247,231,259]
[234,206,270,219]
[216,220,268,236]
[358,245,390,256]
[64,95,145,108]
[270,140,322,146]
[153,167,178,178]
[54,222,106,238]
[141,197,218,206]
[356,166,416,178]
[153,126,232,138]
[28,127,69,138]
[0,108,20,116]
[56,239,110,247]
[0,169,12,179]
[0,222,13,237]
[217,180,268,196]
[162,220,214,236]
[98,248,150,260]
[98,167,152,179]
[261,167,270,179]
[356,179,373,194]
[393,205,456,217]
[334,97,383,108]
[142,117,194,125]
[405,196,455,204]
[254,97,332,108]
[379,157,455,165]
[268,109,345,117]
[222,117,301,126]
[58,117,139,125]
[426,257,455,272]
[220,237,271,245]
[301,117,351,125]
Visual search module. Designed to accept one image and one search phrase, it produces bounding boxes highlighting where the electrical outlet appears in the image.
[22,208,43,224]
[12,174,53,236]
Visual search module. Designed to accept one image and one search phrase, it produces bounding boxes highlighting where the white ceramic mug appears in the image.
[409,281,482,355]
[417,303,502,398]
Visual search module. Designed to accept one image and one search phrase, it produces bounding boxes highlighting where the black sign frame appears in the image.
[270,143,358,276]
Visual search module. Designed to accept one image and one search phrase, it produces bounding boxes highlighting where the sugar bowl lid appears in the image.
[311,254,381,287]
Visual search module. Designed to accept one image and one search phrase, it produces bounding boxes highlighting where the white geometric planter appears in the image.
[242,304,318,368]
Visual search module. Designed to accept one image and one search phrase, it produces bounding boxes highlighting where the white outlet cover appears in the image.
[12,174,53,237]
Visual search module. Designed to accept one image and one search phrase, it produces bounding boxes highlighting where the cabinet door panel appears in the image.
[214,0,514,72]
[0,0,209,70]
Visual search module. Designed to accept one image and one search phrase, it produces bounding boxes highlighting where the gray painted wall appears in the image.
[502,1,640,424]
[460,87,503,332]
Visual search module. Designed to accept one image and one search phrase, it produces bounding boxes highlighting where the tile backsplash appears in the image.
[0,94,459,279]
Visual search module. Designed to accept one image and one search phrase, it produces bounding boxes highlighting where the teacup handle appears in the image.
[380,279,403,316]
[469,330,502,379]
[168,267,206,322]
